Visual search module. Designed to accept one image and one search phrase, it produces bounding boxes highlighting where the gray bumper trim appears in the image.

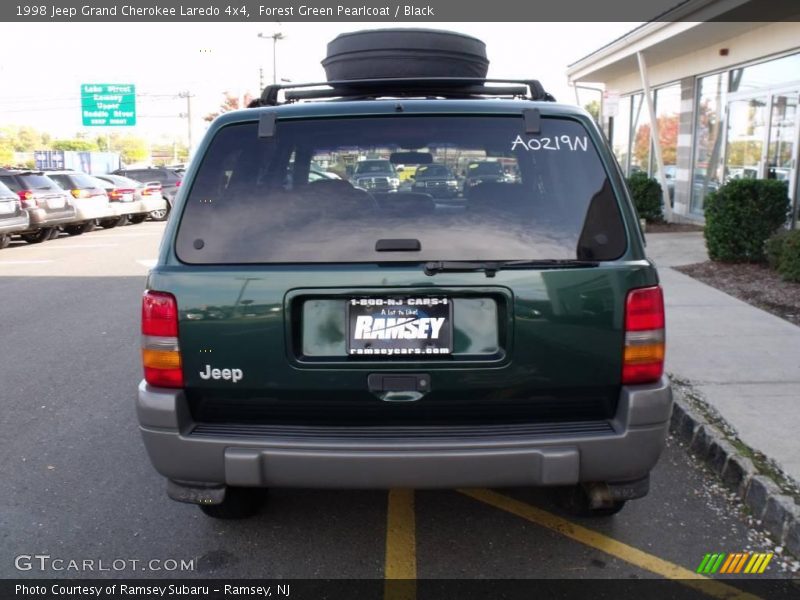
[137,377,672,489]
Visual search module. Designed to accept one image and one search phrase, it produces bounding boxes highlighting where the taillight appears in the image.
[17,190,36,208]
[71,189,89,199]
[142,291,183,388]
[622,286,665,385]
[175,180,181,187]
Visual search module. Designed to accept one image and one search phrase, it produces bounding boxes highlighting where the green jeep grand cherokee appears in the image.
[137,30,671,519]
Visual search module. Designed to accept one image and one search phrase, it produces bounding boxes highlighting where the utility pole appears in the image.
[178,90,194,157]
[258,32,285,85]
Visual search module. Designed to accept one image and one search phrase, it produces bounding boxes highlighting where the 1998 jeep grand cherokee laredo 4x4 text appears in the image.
[137,29,671,519]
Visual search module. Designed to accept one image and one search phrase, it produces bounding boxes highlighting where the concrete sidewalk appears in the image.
[646,232,800,484]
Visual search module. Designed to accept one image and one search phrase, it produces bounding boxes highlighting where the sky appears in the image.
[0,22,637,149]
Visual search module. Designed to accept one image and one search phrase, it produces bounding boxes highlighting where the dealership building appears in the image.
[567,0,800,226]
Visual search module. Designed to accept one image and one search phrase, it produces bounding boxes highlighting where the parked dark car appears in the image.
[112,167,182,221]
[95,174,168,224]
[0,169,76,243]
[462,160,512,196]
[137,29,670,520]
[0,180,30,249]
[411,163,460,199]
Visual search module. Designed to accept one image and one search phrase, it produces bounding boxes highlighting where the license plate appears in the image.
[0,201,14,214]
[121,193,134,202]
[347,297,453,357]
[46,196,65,209]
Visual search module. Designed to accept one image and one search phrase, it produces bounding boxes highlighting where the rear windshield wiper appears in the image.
[423,259,599,277]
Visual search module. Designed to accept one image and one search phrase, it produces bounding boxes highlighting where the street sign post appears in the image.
[81,83,136,126]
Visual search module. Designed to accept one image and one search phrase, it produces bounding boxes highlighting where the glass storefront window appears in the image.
[691,72,727,213]
[611,95,631,173]
[730,52,800,94]
[630,93,650,174]
[653,84,681,201]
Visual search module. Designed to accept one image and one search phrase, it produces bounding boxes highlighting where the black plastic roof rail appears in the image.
[247,77,557,107]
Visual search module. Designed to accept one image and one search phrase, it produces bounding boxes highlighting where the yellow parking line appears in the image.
[384,489,416,600]
[459,488,761,600]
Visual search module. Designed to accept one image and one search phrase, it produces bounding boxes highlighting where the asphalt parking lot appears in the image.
[0,223,798,597]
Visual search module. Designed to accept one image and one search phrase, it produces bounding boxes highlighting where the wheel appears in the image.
[149,205,169,221]
[128,214,148,225]
[63,222,95,236]
[323,29,489,82]
[118,215,130,226]
[198,488,265,520]
[0,234,9,249]
[555,485,627,517]
[21,228,52,244]
[49,227,61,240]
[97,217,122,229]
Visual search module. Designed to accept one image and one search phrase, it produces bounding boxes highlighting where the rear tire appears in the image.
[0,234,9,249]
[129,214,148,225]
[97,217,122,229]
[198,488,265,520]
[555,485,627,517]
[149,200,171,222]
[22,228,52,244]
[63,222,95,236]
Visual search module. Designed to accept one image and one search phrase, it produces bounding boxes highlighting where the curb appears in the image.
[670,387,800,559]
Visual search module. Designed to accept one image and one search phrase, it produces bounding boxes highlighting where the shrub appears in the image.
[626,172,663,223]
[764,230,789,270]
[704,179,789,262]
[777,229,800,283]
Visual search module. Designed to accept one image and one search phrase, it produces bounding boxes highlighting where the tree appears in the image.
[1,125,49,152]
[204,91,255,122]
[0,140,14,165]
[583,100,600,123]
[52,139,99,152]
[116,136,149,164]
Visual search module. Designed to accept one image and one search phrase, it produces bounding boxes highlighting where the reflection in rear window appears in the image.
[19,174,59,190]
[176,116,626,264]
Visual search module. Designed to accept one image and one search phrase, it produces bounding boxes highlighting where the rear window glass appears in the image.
[129,170,166,182]
[0,176,21,192]
[99,175,142,189]
[0,180,16,196]
[19,174,59,190]
[416,165,454,178]
[176,115,626,264]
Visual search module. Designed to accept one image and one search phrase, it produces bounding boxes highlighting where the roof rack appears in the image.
[248,77,556,108]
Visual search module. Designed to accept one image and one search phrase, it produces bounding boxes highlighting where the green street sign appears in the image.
[81,83,136,126]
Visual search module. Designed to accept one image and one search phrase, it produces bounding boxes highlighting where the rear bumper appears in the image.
[110,201,139,216]
[0,214,30,233]
[27,207,76,227]
[137,377,672,490]
[140,197,167,213]
[73,202,114,221]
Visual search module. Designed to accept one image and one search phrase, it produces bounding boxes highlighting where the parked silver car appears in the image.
[94,174,168,224]
[0,180,30,249]
[0,169,76,243]
[46,170,117,234]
